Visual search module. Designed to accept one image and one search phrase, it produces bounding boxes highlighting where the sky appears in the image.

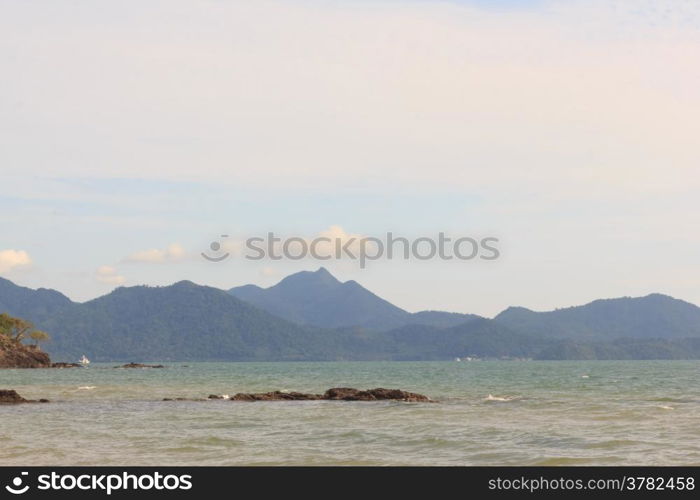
[1,0,699,317]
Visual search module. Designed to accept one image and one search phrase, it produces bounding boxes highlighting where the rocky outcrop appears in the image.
[0,389,49,404]
[0,389,25,403]
[230,391,322,401]
[116,363,165,369]
[322,387,431,402]
[0,339,51,369]
[201,388,433,402]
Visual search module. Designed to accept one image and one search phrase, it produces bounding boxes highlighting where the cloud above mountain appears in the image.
[0,250,32,274]
[123,244,186,264]
[95,266,126,285]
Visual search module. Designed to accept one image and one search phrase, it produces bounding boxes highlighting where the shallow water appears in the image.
[1,361,699,465]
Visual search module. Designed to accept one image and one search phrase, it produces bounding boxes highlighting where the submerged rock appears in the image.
[116,363,165,369]
[51,362,82,368]
[0,389,49,404]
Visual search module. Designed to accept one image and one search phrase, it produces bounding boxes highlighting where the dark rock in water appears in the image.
[0,389,50,404]
[51,362,82,368]
[0,389,26,403]
[231,391,322,401]
[164,387,433,403]
[323,387,431,402]
[227,388,432,402]
[116,363,165,369]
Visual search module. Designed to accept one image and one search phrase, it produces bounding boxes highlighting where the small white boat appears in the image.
[79,355,90,366]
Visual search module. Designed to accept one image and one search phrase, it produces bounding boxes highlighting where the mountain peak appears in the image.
[275,267,341,289]
[0,277,73,324]
[314,266,334,277]
[171,280,198,288]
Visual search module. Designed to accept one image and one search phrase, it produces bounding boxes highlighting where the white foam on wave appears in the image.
[658,405,674,410]
[581,375,590,379]
[222,394,230,400]
[78,386,96,390]
[485,394,517,402]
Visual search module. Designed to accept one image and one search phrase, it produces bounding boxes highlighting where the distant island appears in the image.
[2,268,700,362]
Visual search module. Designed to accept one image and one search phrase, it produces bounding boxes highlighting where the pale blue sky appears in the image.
[1,0,698,316]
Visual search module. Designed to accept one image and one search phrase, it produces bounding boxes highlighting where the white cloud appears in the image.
[95,265,126,285]
[124,243,186,264]
[0,249,32,274]
[306,225,371,260]
[259,266,278,278]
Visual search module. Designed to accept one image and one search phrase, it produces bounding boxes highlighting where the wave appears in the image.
[485,394,519,402]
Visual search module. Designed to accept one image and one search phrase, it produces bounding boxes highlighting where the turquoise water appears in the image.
[1,361,699,465]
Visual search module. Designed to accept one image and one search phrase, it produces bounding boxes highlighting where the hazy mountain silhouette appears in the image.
[229,267,478,329]
[0,277,73,323]
[2,274,700,361]
[494,294,700,340]
[39,281,346,362]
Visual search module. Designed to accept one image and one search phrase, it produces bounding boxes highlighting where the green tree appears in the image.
[0,313,46,343]
[29,330,50,347]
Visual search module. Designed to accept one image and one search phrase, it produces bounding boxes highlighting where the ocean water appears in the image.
[1,361,699,466]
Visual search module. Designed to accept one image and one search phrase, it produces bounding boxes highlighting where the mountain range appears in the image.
[229,267,479,330]
[1,269,700,361]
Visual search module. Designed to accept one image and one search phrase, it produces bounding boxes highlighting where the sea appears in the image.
[1,361,699,465]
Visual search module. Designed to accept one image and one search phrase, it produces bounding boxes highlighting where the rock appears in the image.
[366,388,432,402]
[230,391,322,401]
[116,363,165,369]
[51,362,82,368]
[323,387,365,400]
[228,388,432,402]
[164,387,433,403]
[0,338,52,368]
[0,389,50,404]
[323,387,431,402]
[0,389,27,403]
